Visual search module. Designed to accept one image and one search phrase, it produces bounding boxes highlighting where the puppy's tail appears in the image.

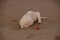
[41,17,48,19]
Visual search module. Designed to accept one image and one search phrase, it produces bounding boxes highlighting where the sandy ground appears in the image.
[0,0,60,40]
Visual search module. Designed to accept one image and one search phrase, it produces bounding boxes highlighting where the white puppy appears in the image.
[19,11,41,28]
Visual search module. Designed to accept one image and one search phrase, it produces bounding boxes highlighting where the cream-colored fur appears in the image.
[19,11,41,28]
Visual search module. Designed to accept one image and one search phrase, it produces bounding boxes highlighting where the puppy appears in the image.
[19,11,41,28]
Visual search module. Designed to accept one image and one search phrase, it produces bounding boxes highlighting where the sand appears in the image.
[0,0,60,40]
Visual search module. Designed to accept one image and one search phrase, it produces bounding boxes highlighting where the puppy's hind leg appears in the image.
[36,12,41,23]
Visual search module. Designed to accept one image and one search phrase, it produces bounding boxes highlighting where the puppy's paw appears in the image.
[38,21,41,24]
[21,26,24,28]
